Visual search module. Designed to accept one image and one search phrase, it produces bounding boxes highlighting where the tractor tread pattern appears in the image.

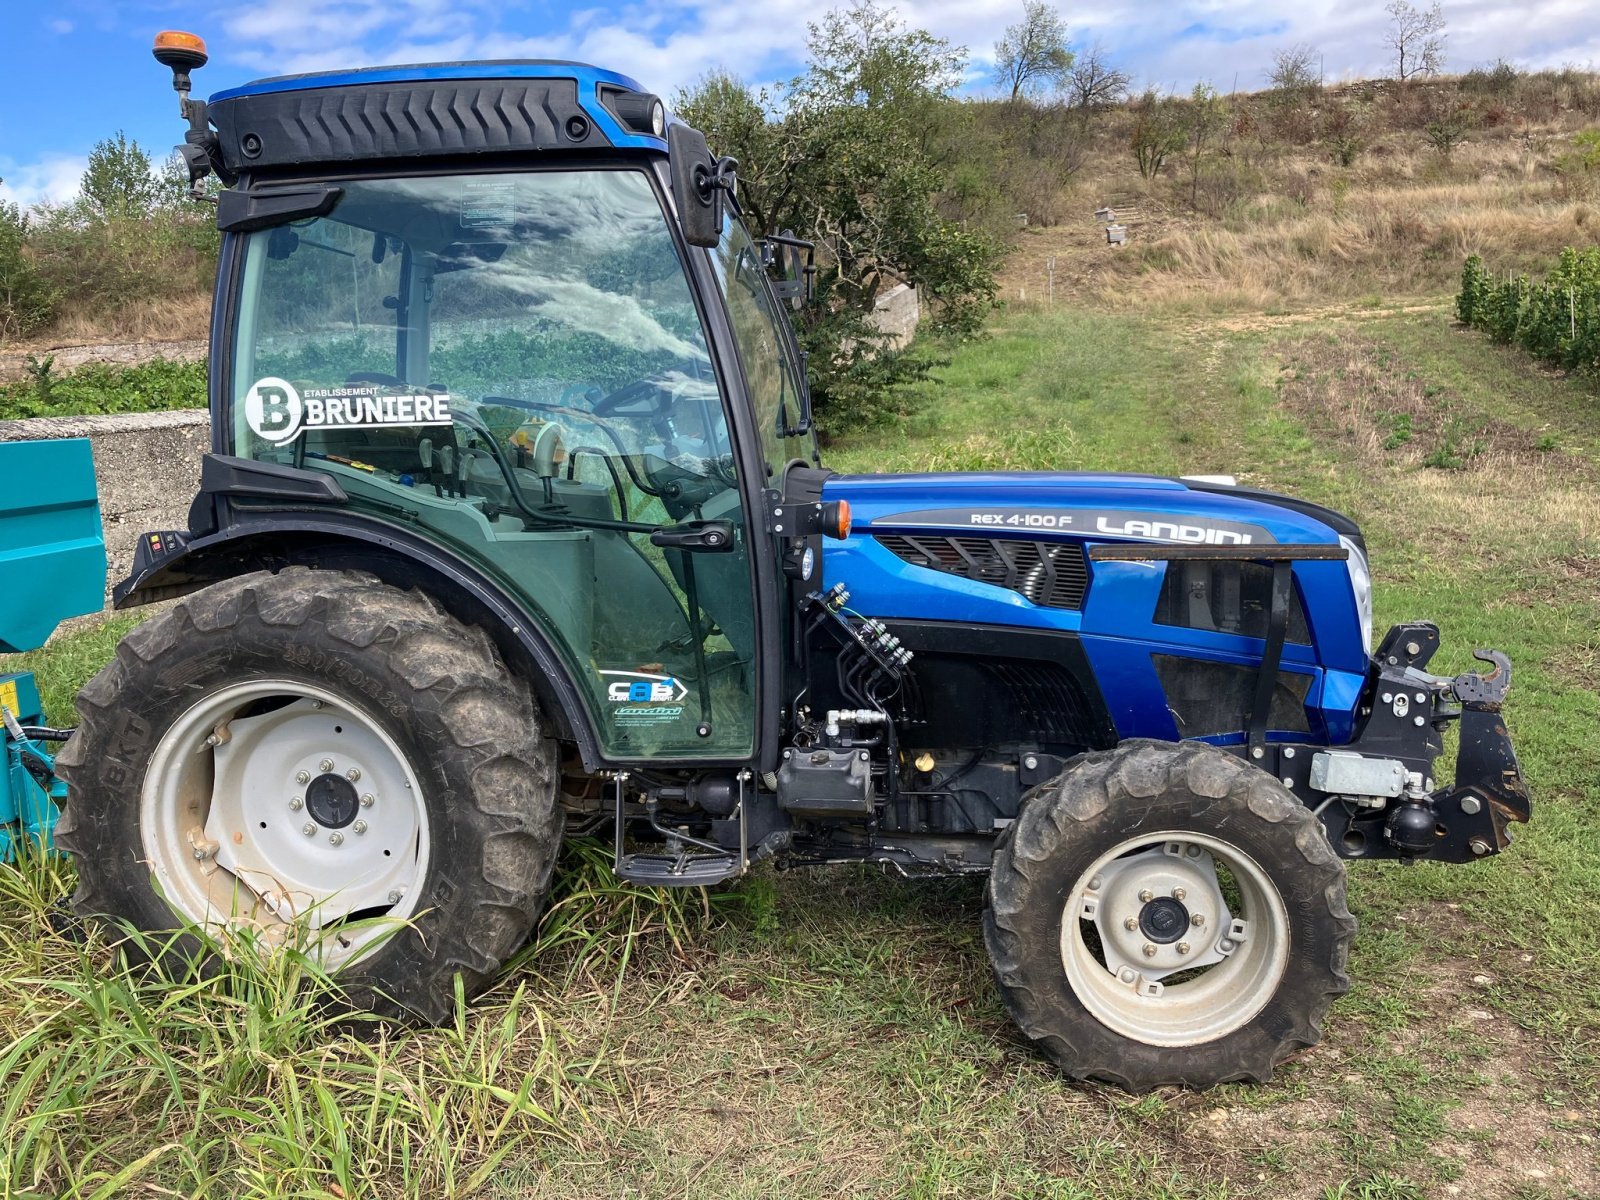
[56,567,563,1024]
[984,738,1356,1092]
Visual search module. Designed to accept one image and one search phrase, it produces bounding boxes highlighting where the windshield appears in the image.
[707,212,813,473]
[227,168,760,761]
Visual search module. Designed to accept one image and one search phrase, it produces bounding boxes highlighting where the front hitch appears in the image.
[1435,649,1531,859]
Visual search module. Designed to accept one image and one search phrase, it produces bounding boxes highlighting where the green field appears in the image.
[3,302,1598,1199]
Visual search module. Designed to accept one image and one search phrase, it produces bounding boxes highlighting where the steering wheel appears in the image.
[592,379,673,419]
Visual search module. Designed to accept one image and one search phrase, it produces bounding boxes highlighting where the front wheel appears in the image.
[55,568,563,1023]
[984,739,1356,1091]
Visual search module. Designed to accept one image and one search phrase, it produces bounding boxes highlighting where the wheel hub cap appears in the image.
[1138,895,1190,944]
[305,772,359,829]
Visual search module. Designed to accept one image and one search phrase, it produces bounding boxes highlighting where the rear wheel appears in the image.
[984,739,1355,1090]
[55,567,563,1022]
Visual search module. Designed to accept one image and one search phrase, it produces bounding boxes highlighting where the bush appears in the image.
[1461,59,1520,96]
[29,208,217,328]
[0,202,55,342]
[0,355,207,420]
[1457,248,1600,375]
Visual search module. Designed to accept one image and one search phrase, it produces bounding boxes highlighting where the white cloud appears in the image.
[206,0,1600,100]
[0,155,85,209]
[47,19,74,35]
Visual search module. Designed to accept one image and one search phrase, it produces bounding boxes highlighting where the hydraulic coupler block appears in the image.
[777,747,875,816]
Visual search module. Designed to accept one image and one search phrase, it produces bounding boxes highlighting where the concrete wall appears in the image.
[868,283,921,351]
[0,409,210,606]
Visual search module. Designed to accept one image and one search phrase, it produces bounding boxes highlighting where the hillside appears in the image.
[3,67,1597,369]
[991,71,1600,312]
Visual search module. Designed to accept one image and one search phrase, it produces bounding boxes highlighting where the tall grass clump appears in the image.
[0,845,687,1198]
[1457,247,1600,377]
[0,823,734,1199]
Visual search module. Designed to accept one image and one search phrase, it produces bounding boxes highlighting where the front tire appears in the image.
[55,568,563,1023]
[984,739,1356,1091]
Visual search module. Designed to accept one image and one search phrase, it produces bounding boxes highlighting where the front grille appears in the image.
[875,534,1089,610]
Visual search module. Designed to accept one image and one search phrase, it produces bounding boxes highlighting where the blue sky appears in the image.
[2,0,1596,208]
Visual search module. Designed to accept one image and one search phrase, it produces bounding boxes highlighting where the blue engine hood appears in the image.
[824,471,1347,546]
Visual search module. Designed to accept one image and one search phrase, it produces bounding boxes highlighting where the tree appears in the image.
[1129,89,1187,180]
[1064,43,1131,111]
[993,1,1073,102]
[1182,83,1227,209]
[1268,44,1320,96]
[1386,0,1446,81]
[677,0,998,430]
[80,132,160,220]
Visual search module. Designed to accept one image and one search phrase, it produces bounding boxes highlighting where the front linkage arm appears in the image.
[1435,648,1531,859]
[1343,625,1530,863]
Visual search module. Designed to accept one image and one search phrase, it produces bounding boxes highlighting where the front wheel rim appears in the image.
[140,678,431,968]
[1059,831,1291,1047]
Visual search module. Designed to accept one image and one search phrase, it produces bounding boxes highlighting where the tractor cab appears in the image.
[131,52,830,767]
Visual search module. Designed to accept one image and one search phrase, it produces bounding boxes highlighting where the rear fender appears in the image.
[115,514,606,769]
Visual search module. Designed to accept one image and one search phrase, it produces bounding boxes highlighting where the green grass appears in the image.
[5,301,1599,1197]
[0,356,206,422]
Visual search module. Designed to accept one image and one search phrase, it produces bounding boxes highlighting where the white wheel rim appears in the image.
[140,679,430,969]
[1060,831,1290,1047]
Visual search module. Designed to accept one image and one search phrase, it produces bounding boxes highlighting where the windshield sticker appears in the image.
[244,378,453,446]
[460,178,516,229]
[600,669,689,727]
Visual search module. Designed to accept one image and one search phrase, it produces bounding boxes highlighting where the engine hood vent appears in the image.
[876,533,1089,610]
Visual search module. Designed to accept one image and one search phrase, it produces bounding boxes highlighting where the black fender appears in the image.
[115,510,609,771]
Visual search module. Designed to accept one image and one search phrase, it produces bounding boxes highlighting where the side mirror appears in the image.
[669,124,724,249]
[765,231,817,308]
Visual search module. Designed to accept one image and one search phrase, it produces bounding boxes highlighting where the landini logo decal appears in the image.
[244,377,454,446]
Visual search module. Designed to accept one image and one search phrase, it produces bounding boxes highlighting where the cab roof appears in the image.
[206,60,668,175]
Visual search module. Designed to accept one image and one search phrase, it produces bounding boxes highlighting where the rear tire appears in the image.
[983,739,1355,1091]
[55,567,563,1023]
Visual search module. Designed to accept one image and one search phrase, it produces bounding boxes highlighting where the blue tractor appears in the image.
[54,33,1530,1090]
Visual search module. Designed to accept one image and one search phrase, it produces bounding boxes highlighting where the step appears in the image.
[614,851,745,888]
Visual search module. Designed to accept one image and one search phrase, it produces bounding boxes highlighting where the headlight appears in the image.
[1340,535,1373,654]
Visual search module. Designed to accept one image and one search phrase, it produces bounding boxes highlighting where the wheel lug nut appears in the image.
[1192,913,1205,927]
[1138,889,1154,903]
[296,771,310,785]
[289,796,303,811]
[1171,887,1186,901]
[319,759,335,773]
[387,889,403,904]
[302,822,317,836]
[1142,943,1157,957]
[1124,917,1138,931]
[1177,942,1191,955]
[353,820,368,835]
[329,832,344,847]
[346,768,361,782]
[360,793,375,808]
